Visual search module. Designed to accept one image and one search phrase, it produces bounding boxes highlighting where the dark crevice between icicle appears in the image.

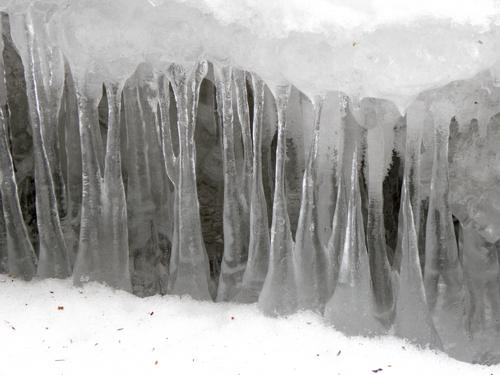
[196,77,224,286]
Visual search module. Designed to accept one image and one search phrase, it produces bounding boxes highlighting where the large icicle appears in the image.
[294,96,328,312]
[233,69,252,246]
[139,68,172,296]
[72,71,131,291]
[0,11,36,280]
[394,178,442,348]
[124,65,168,296]
[361,98,397,327]
[235,74,270,303]
[123,77,154,294]
[324,122,383,336]
[13,12,70,278]
[34,10,69,246]
[71,76,101,286]
[0,98,36,278]
[424,99,468,355]
[394,100,426,272]
[60,61,82,267]
[258,84,297,316]
[215,66,248,301]
[324,95,349,299]
[166,62,211,300]
[100,81,132,291]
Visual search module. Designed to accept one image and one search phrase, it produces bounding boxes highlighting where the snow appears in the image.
[181,0,499,35]
[2,0,496,109]
[0,275,497,375]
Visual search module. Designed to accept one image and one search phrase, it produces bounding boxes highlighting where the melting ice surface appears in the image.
[0,0,499,366]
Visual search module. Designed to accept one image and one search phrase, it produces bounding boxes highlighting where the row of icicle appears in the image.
[0,11,498,364]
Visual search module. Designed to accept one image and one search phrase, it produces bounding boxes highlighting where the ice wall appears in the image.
[0,0,499,366]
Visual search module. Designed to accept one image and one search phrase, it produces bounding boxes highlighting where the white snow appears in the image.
[1,0,493,110]
[180,0,499,35]
[0,274,497,375]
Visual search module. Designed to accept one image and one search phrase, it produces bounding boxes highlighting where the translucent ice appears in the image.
[0,0,500,365]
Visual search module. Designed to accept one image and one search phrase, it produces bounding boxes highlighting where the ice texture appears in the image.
[0,0,499,366]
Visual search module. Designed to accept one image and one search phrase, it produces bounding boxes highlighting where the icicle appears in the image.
[60,60,82,267]
[294,95,328,312]
[233,69,252,237]
[72,73,131,291]
[157,74,177,247]
[138,66,171,295]
[166,62,211,300]
[394,178,442,349]
[0,105,37,279]
[235,74,270,303]
[125,63,168,296]
[215,65,248,301]
[394,100,425,272]
[324,95,349,299]
[324,138,383,336]
[72,75,104,285]
[17,12,70,278]
[34,11,68,236]
[100,81,132,291]
[362,98,396,327]
[258,84,297,316]
[424,99,469,356]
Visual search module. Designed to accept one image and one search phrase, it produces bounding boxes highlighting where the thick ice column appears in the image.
[71,77,103,286]
[138,68,172,295]
[0,6,36,281]
[215,66,248,301]
[394,178,442,348]
[34,13,68,237]
[14,12,70,278]
[72,71,131,291]
[235,74,270,303]
[394,100,425,272]
[166,62,211,300]
[100,82,132,291]
[233,69,252,238]
[0,107,36,278]
[324,95,348,299]
[258,84,297,316]
[294,96,328,312]
[362,98,397,326]
[124,64,168,296]
[60,61,82,266]
[424,99,468,353]
[324,139,382,336]
[157,73,177,244]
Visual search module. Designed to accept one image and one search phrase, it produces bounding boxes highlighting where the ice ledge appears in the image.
[3,0,500,110]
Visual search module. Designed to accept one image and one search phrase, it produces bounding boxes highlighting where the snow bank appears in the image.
[0,275,497,374]
[3,0,499,109]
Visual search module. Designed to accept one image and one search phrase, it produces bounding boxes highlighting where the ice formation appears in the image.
[0,0,499,365]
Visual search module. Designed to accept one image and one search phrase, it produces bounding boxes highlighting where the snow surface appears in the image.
[0,275,498,375]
